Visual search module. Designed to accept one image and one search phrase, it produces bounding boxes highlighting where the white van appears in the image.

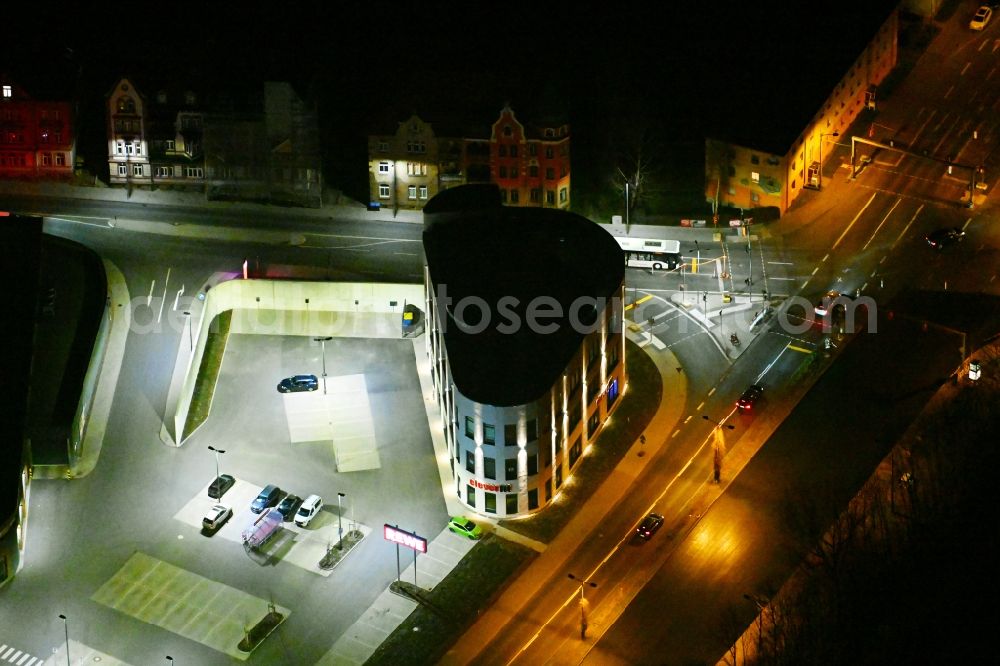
[295,494,323,527]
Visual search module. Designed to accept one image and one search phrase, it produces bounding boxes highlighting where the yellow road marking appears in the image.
[787,344,812,354]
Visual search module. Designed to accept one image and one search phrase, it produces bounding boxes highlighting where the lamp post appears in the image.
[208,445,225,485]
[313,336,333,394]
[567,573,597,639]
[58,614,70,666]
[818,131,840,190]
[702,415,735,483]
[166,657,175,666]
[182,311,193,351]
[337,492,346,550]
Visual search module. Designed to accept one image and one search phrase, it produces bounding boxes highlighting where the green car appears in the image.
[448,516,483,540]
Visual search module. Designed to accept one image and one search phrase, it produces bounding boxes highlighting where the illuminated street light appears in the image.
[182,311,193,351]
[567,573,597,640]
[208,445,226,484]
[58,614,70,666]
[313,336,333,394]
[337,492,346,550]
[703,415,735,483]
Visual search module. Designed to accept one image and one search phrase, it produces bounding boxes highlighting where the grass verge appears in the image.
[498,341,663,544]
[366,534,535,666]
[182,310,232,441]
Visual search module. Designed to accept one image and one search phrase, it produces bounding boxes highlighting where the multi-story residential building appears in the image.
[0,76,74,180]
[369,105,570,211]
[423,184,624,518]
[704,3,898,215]
[107,78,321,207]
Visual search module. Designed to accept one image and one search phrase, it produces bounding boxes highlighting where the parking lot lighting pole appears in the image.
[166,657,175,666]
[208,445,225,482]
[58,614,70,666]
[314,336,333,394]
[182,311,193,351]
[702,415,735,483]
[567,574,597,640]
[337,492,346,549]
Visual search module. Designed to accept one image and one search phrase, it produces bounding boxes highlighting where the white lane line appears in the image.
[672,430,680,439]
[157,267,171,324]
[683,415,692,424]
[862,197,902,251]
[962,217,972,231]
[173,285,185,311]
[708,387,716,396]
[147,279,155,307]
[944,85,954,100]
[754,344,790,385]
[820,254,829,263]
[767,261,794,265]
[961,62,971,76]
[696,401,705,411]
[891,204,924,250]
[769,277,798,281]
[833,192,879,250]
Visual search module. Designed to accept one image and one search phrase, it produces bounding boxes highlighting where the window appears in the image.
[407,162,426,176]
[767,157,781,166]
[503,125,512,137]
[510,145,518,157]
[530,188,541,203]
[500,189,507,203]
[546,190,555,205]
[465,416,475,438]
[750,155,760,165]
[2,85,10,98]
[408,185,417,200]
[545,167,555,180]
[185,167,203,178]
[528,488,538,510]
[117,164,127,176]
[485,492,496,514]
[545,146,554,159]
[466,484,476,507]
[484,423,495,445]
[155,166,172,177]
[527,454,538,476]
[498,145,507,157]
[378,161,390,174]
[510,189,519,203]
[133,164,144,176]
[115,140,125,155]
[505,493,518,514]
[40,131,49,144]
[117,96,135,113]
[378,140,389,152]
[184,91,197,105]
[509,166,518,178]
[419,185,428,199]
[504,423,517,445]
[559,188,567,203]
[165,139,175,151]
[555,466,562,488]
[751,171,760,184]
[588,411,600,437]
[505,457,517,479]
[484,457,496,480]
[157,90,167,103]
[41,153,52,166]
[569,437,582,468]
[529,165,538,177]
[529,144,537,156]
[728,165,736,177]
[125,142,135,155]
[499,166,507,178]
[406,140,425,153]
[378,184,390,198]
[466,450,475,473]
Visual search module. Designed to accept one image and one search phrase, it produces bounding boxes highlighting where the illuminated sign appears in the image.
[469,478,512,493]
[383,524,427,553]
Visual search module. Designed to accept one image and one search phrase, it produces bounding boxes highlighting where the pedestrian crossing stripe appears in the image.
[0,644,38,665]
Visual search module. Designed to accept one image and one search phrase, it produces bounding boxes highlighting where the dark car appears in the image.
[276,494,302,521]
[207,474,235,499]
[251,484,282,514]
[737,384,764,413]
[636,513,665,540]
[277,374,319,393]
[925,227,965,250]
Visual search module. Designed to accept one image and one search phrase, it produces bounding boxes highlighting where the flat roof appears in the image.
[423,185,624,407]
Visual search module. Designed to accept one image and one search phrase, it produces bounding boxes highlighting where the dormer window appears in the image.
[117,96,136,114]
[184,91,196,105]
[504,125,512,137]
[157,90,167,103]
[2,85,11,99]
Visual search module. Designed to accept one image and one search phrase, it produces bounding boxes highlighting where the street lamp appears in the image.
[58,614,70,666]
[703,415,735,483]
[166,657,175,666]
[567,573,597,640]
[208,445,225,485]
[337,492,346,550]
[313,336,333,394]
[182,311,193,351]
[818,131,840,190]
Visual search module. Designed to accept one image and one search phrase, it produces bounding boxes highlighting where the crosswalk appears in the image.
[0,645,39,666]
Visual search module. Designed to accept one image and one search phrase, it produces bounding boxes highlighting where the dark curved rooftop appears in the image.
[423,185,624,407]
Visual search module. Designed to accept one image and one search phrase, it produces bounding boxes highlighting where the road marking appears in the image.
[635,294,652,305]
[811,266,819,275]
[767,261,793,265]
[787,344,812,354]
[833,192,878,250]
[696,401,704,411]
[157,267,170,324]
[684,415,692,424]
[820,254,829,263]
[672,429,680,439]
[707,387,716,396]
[147,279,156,306]
[962,217,972,231]
[943,85,954,100]
[961,62,971,76]
[891,204,924,250]
[769,276,798,281]
[393,251,419,256]
[173,285,185,311]
[862,197,902,251]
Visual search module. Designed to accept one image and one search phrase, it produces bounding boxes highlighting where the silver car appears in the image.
[202,504,232,532]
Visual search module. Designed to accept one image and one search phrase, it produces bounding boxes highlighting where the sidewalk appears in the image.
[439,343,688,665]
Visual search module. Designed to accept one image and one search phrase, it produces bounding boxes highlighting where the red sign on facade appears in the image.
[383,524,428,553]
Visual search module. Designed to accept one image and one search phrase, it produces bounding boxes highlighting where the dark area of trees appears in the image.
[727,357,1000,665]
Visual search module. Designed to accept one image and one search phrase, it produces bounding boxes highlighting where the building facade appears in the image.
[0,77,74,180]
[369,106,571,212]
[107,78,321,206]
[705,7,898,214]
[423,185,624,518]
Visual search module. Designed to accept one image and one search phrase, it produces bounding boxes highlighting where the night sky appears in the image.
[4,1,899,202]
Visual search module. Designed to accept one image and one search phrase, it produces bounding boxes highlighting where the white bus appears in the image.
[614,237,682,270]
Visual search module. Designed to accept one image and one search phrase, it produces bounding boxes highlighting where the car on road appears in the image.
[202,504,233,532]
[636,513,665,540]
[277,494,303,521]
[251,484,282,514]
[814,290,843,317]
[970,5,992,30]
[925,227,965,250]
[277,374,319,393]
[448,516,483,540]
[737,384,764,413]
[207,473,235,499]
[294,494,324,527]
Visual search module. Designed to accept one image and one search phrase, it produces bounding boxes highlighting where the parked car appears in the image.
[970,5,992,30]
[448,516,483,540]
[294,494,324,527]
[925,227,965,250]
[250,484,281,514]
[207,474,235,499]
[277,494,303,521]
[636,513,665,540]
[277,374,319,393]
[202,504,233,532]
[737,384,764,413]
